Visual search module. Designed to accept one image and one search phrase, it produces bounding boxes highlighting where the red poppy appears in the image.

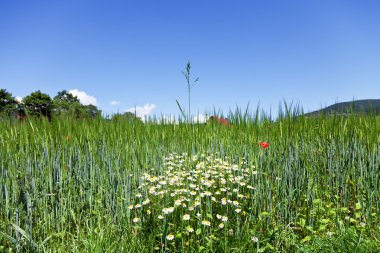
[209,116,230,126]
[260,142,269,148]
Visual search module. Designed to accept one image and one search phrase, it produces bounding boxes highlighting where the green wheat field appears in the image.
[0,112,379,252]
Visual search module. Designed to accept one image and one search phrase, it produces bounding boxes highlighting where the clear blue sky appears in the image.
[1,0,379,119]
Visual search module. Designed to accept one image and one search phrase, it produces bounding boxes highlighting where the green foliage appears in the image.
[22,90,52,119]
[111,112,142,123]
[82,104,102,118]
[52,90,82,118]
[0,88,18,116]
[54,90,80,104]
[53,90,101,119]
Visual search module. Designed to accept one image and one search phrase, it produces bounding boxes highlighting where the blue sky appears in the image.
[1,0,379,119]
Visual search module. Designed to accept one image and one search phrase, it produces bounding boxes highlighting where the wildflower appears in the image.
[260,142,269,148]
[158,215,164,219]
[147,209,151,214]
[183,214,190,221]
[162,207,174,214]
[187,226,194,233]
[221,216,228,222]
[202,220,211,226]
[136,193,142,198]
[231,165,239,171]
[128,205,134,210]
[174,199,182,206]
[251,236,259,243]
[235,208,242,213]
[204,191,212,196]
[219,223,225,229]
[132,217,140,223]
[149,187,156,194]
[166,234,174,241]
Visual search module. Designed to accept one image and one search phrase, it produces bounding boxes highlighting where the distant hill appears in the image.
[307,99,380,116]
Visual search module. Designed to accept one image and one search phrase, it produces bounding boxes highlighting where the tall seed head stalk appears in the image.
[181,61,199,122]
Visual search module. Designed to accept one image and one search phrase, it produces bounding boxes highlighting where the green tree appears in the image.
[23,90,52,119]
[0,89,18,116]
[54,90,80,103]
[52,90,102,119]
[111,111,142,123]
[83,104,102,118]
[52,90,83,118]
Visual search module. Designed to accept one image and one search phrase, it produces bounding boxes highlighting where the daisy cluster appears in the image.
[129,153,258,243]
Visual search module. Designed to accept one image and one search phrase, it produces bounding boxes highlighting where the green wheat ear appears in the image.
[177,61,199,122]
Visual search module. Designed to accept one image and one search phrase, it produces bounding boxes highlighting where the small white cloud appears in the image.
[110,100,120,106]
[192,113,208,123]
[69,89,97,106]
[125,103,156,119]
[15,96,23,102]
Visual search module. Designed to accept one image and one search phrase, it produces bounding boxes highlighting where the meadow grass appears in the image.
[0,111,379,252]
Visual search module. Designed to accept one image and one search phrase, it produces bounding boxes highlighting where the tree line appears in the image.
[0,89,102,120]
[0,88,142,122]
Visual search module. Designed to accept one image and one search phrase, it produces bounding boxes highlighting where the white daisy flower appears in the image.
[202,220,211,226]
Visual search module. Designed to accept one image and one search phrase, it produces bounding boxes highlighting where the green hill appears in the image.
[307,99,380,116]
